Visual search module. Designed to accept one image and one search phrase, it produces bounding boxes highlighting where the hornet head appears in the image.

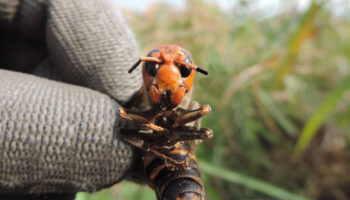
[129,45,208,110]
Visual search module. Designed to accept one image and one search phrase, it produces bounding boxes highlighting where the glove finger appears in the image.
[46,0,142,104]
[0,69,132,193]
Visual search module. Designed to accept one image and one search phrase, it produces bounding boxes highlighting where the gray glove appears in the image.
[0,0,143,194]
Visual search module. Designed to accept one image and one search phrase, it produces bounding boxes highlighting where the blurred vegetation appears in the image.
[78,0,350,199]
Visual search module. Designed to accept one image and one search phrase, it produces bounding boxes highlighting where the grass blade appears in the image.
[199,160,312,200]
[75,192,88,200]
[294,77,350,156]
[274,2,322,88]
[257,89,298,136]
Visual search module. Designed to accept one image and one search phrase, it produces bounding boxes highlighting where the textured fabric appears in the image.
[16,0,46,40]
[46,0,143,104]
[0,0,45,40]
[0,193,76,200]
[0,0,144,194]
[0,0,19,31]
[0,0,46,73]
[0,0,143,103]
[0,70,132,193]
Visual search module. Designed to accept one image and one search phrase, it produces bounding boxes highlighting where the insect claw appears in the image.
[118,107,167,132]
[174,104,212,126]
[204,129,213,139]
[202,104,212,114]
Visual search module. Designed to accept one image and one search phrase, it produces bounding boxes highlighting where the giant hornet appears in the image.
[118,45,212,200]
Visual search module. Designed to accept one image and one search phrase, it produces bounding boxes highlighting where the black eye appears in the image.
[179,64,192,78]
[145,62,158,77]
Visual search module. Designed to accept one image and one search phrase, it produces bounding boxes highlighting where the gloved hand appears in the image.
[0,0,143,197]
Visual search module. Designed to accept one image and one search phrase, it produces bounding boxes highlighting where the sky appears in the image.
[117,0,311,12]
[118,0,186,11]
[117,0,349,19]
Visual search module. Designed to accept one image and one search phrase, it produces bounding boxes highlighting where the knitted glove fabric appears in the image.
[0,0,142,194]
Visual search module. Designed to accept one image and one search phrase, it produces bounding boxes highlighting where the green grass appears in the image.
[294,76,350,156]
[75,182,155,200]
[199,160,312,200]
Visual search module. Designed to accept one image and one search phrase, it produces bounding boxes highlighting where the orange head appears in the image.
[129,45,207,110]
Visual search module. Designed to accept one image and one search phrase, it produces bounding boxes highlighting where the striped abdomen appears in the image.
[144,142,205,200]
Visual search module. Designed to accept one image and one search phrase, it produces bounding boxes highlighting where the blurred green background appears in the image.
[77,0,350,199]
